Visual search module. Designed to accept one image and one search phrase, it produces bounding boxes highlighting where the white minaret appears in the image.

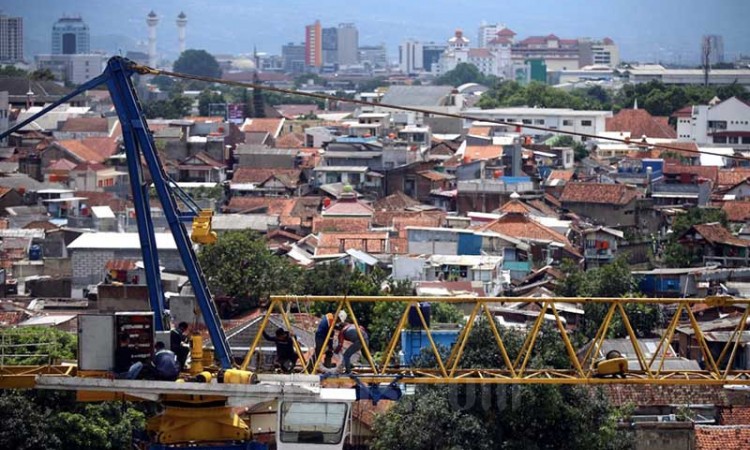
[146,10,159,67]
[176,11,187,55]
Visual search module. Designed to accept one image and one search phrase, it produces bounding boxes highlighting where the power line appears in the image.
[132,62,750,163]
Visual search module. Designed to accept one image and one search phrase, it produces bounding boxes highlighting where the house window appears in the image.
[98,180,103,187]
[522,119,532,125]
[743,137,750,144]
[729,136,740,144]
[714,136,728,144]
[534,119,545,125]
[581,120,593,127]
[563,119,573,126]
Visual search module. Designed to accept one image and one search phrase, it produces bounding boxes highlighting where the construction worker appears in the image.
[114,332,142,380]
[170,322,190,369]
[262,327,298,373]
[153,341,180,381]
[313,310,347,369]
[334,322,369,374]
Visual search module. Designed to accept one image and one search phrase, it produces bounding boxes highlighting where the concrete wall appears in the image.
[630,423,694,450]
[562,200,637,228]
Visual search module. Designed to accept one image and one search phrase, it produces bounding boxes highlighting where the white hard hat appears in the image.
[338,310,348,322]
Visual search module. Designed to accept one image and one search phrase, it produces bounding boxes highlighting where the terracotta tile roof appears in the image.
[53,140,107,163]
[275,104,321,119]
[464,145,503,161]
[372,209,445,229]
[468,48,493,58]
[81,137,119,159]
[467,126,491,137]
[601,385,728,407]
[46,159,78,171]
[372,191,422,211]
[312,216,371,233]
[722,201,750,222]
[719,406,750,425]
[240,118,285,138]
[316,232,389,256]
[393,211,446,237]
[497,27,516,37]
[225,197,296,215]
[182,151,225,168]
[560,182,639,205]
[232,168,302,187]
[605,109,677,139]
[22,220,59,231]
[477,213,581,257]
[673,105,693,118]
[689,223,750,247]
[417,170,454,182]
[547,169,574,182]
[652,141,700,159]
[75,191,129,212]
[527,199,558,217]
[718,169,750,190]
[497,199,538,215]
[322,195,374,217]
[664,164,719,184]
[60,117,109,133]
[695,425,750,450]
[274,132,305,148]
[544,192,562,208]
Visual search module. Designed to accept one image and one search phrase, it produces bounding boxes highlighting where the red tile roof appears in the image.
[372,191,422,211]
[46,159,78,171]
[497,199,538,215]
[718,169,750,190]
[316,232,389,256]
[497,28,516,37]
[53,140,106,163]
[373,209,445,229]
[225,197,296,216]
[240,118,285,138]
[76,191,129,212]
[477,213,581,257]
[688,223,750,247]
[105,259,137,271]
[23,220,59,231]
[464,145,503,161]
[547,169,574,182]
[664,164,719,184]
[560,182,639,205]
[695,425,750,450]
[81,137,119,160]
[72,162,107,172]
[719,406,750,425]
[232,168,302,187]
[312,216,371,233]
[322,195,374,217]
[392,211,445,237]
[468,48,492,58]
[274,132,305,148]
[417,170,454,182]
[605,109,677,139]
[722,201,750,222]
[60,117,109,133]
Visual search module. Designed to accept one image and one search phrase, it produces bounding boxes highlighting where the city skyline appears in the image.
[7,0,750,65]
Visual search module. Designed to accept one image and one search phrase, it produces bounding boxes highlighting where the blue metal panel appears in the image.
[457,233,482,255]
[401,329,461,365]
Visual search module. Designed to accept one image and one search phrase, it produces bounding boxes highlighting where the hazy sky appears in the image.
[7,0,750,65]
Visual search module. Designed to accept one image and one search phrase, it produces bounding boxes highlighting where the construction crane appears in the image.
[3,57,750,449]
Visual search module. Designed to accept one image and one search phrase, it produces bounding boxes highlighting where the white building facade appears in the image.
[676,97,750,148]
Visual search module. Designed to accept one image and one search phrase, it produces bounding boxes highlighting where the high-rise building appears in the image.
[322,27,338,65]
[305,20,322,67]
[422,42,446,73]
[702,35,725,65]
[282,42,306,73]
[477,22,506,48]
[400,40,424,73]
[0,14,23,63]
[35,53,106,85]
[51,16,90,55]
[359,45,387,69]
[337,23,359,66]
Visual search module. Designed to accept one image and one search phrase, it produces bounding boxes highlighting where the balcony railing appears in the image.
[585,249,615,259]
[457,180,535,194]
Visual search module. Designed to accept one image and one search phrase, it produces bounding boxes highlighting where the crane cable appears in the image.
[132,63,750,164]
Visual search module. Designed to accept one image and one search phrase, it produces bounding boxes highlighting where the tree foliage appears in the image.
[197,89,226,116]
[0,64,27,77]
[142,94,193,119]
[663,207,728,267]
[0,326,77,365]
[198,230,301,307]
[372,320,633,450]
[173,49,221,78]
[435,62,497,87]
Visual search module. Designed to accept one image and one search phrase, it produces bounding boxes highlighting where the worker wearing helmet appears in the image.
[312,310,347,369]
[334,321,369,374]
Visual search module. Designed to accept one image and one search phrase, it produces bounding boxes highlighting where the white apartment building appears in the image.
[676,97,750,148]
[437,29,513,79]
[35,53,106,85]
[463,107,612,142]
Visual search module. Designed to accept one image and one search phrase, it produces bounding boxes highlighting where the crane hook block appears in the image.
[191,209,218,244]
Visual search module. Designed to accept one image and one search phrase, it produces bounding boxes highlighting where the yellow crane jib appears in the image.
[191,209,218,245]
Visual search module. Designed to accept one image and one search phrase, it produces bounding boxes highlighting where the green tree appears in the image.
[662,207,728,268]
[142,94,193,119]
[0,64,27,77]
[198,230,300,307]
[435,62,491,87]
[0,326,77,365]
[30,68,56,81]
[372,320,633,450]
[197,89,226,116]
[173,49,222,78]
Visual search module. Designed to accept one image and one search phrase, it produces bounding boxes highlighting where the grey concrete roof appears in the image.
[380,85,454,107]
